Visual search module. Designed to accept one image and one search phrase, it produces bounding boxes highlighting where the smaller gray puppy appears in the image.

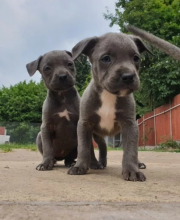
[26,51,79,170]
[127,25,180,61]
[26,50,106,170]
[68,33,152,181]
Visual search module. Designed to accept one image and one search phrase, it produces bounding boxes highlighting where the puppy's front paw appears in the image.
[90,161,105,169]
[67,163,88,175]
[36,158,54,171]
[65,160,76,168]
[99,157,107,168]
[122,170,146,181]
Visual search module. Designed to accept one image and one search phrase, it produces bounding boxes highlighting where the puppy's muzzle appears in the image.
[121,73,135,84]
[59,74,68,81]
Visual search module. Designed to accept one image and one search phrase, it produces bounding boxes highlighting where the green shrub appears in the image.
[0,122,40,144]
[159,139,180,150]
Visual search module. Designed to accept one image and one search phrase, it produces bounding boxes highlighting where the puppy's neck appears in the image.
[47,89,62,99]
[47,87,75,100]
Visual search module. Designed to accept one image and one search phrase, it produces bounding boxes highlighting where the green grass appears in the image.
[139,148,180,153]
[1,144,180,153]
[0,144,37,153]
[106,146,180,153]
[107,146,123,151]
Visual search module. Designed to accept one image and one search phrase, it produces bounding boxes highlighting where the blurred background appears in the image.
[0,0,180,151]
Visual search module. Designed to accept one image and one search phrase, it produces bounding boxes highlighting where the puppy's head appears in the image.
[72,33,152,96]
[26,50,76,91]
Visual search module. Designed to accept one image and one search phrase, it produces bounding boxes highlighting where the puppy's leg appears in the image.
[89,142,104,169]
[68,120,92,175]
[64,147,77,167]
[36,127,55,171]
[122,121,146,181]
[93,133,107,167]
[36,132,43,155]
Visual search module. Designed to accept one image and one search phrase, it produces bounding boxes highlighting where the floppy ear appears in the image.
[129,35,154,55]
[26,56,43,76]
[65,50,72,57]
[72,36,99,61]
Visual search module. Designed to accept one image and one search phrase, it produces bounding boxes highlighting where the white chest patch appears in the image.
[58,109,70,121]
[96,90,117,132]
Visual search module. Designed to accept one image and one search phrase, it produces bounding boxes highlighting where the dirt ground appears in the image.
[0,149,180,220]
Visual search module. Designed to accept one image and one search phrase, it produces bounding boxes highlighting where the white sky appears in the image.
[0,0,119,87]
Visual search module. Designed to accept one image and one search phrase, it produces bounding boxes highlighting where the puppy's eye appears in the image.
[101,55,111,63]
[67,62,73,67]
[134,55,140,63]
[44,66,51,71]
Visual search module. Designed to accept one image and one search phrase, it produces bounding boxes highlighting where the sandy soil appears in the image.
[0,149,180,219]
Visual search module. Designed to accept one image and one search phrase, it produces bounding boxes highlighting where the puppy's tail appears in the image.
[127,25,180,61]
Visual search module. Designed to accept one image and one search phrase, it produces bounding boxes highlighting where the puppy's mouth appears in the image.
[111,91,119,95]
[50,78,75,92]
[52,84,74,92]
[104,86,133,97]
[104,87,119,96]
[49,80,75,91]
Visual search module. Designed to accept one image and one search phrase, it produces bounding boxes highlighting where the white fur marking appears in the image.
[59,109,70,121]
[97,90,117,132]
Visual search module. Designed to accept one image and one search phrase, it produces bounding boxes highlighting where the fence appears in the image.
[1,121,122,147]
[93,133,122,148]
[137,94,180,147]
[2,93,180,147]
[0,122,41,144]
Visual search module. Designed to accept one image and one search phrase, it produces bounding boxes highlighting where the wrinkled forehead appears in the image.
[94,33,139,56]
[42,51,72,65]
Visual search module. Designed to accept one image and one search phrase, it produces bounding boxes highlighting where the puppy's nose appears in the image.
[59,74,67,81]
[121,73,135,83]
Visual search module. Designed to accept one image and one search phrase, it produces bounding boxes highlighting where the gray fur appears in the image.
[68,33,151,181]
[26,50,104,170]
[127,25,180,61]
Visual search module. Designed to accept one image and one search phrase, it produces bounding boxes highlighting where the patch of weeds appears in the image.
[107,146,123,151]
[0,144,37,152]
[138,148,152,152]
[30,146,37,151]
[1,146,13,153]
[106,144,180,153]
[159,139,180,152]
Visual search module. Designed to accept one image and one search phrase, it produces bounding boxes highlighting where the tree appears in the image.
[0,80,46,144]
[79,73,92,96]
[0,80,46,123]
[104,0,180,116]
[75,55,91,95]
[5,122,40,144]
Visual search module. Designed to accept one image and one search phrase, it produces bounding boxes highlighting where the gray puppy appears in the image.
[68,33,152,181]
[127,25,180,61]
[26,50,105,170]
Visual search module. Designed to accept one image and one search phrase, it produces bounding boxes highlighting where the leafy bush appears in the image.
[159,139,180,150]
[0,80,46,123]
[0,122,40,144]
[75,55,91,95]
